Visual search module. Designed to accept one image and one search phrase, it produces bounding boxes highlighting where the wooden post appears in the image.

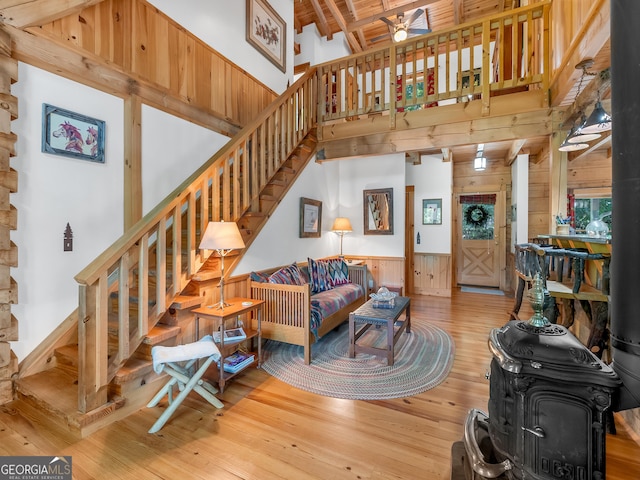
[0,27,18,405]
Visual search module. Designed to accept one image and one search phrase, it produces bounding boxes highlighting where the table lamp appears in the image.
[199,221,245,309]
[331,217,352,257]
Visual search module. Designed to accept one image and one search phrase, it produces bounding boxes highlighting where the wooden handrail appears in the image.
[74,68,318,413]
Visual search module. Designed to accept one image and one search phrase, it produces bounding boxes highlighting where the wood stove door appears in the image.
[525,391,602,480]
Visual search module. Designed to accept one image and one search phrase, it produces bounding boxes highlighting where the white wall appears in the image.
[10,64,125,360]
[236,153,406,273]
[512,153,530,249]
[141,106,229,213]
[294,23,351,68]
[407,155,453,254]
[148,0,293,93]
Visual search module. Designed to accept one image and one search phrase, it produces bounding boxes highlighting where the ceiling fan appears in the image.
[372,8,431,43]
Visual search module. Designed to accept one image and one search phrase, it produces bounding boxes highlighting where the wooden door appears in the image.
[457,193,502,287]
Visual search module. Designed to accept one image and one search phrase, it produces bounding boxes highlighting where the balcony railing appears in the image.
[317,1,550,127]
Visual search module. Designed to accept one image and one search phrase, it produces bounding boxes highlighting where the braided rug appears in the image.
[261,321,454,400]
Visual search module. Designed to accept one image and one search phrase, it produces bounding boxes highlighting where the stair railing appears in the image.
[74,68,318,413]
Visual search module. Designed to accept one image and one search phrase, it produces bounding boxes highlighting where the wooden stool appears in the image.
[147,335,224,433]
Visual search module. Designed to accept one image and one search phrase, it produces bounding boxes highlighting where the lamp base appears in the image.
[213,300,233,310]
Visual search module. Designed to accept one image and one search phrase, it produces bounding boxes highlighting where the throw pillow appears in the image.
[327,258,350,286]
[250,271,270,283]
[307,257,333,293]
[268,263,307,285]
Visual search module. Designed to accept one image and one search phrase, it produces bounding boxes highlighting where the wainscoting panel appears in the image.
[413,253,452,297]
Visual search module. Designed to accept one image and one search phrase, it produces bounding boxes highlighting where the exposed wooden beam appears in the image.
[405,151,420,164]
[452,0,464,25]
[310,0,331,39]
[0,0,102,28]
[549,0,610,107]
[344,0,367,49]
[560,68,611,128]
[318,108,552,161]
[503,139,526,166]
[347,0,441,32]
[323,0,362,52]
[441,147,452,162]
[4,24,240,137]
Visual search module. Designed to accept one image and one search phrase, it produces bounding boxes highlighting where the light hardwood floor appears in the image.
[1,291,639,479]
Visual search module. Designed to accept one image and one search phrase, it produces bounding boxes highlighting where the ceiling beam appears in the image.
[0,0,102,28]
[318,108,552,161]
[560,68,611,129]
[452,0,464,25]
[309,0,331,39]
[323,0,362,52]
[441,147,452,162]
[347,0,441,32]
[503,139,527,166]
[343,0,367,49]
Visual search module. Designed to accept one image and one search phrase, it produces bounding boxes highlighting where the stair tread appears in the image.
[143,324,182,345]
[113,357,155,383]
[171,295,203,309]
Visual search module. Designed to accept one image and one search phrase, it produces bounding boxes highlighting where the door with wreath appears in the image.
[456,194,502,287]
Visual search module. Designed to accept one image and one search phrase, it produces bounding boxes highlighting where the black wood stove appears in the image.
[455,275,620,480]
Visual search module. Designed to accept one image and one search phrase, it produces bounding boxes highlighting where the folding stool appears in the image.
[147,334,224,433]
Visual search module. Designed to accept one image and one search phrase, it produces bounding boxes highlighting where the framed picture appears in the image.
[300,197,322,238]
[423,198,442,225]
[246,0,286,73]
[41,104,105,163]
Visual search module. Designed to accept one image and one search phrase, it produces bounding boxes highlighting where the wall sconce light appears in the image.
[198,221,245,309]
[331,217,352,257]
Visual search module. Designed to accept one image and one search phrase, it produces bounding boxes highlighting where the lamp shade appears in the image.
[578,101,612,134]
[331,217,353,233]
[199,221,245,250]
[558,130,588,152]
[568,114,601,143]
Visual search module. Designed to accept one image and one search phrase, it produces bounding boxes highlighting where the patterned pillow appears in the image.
[268,263,307,285]
[327,258,350,286]
[250,271,270,283]
[307,258,333,293]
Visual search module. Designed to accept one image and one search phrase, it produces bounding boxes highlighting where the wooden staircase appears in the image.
[12,98,318,437]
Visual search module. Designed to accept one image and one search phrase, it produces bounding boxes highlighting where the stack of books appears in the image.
[222,351,255,374]
[213,327,246,344]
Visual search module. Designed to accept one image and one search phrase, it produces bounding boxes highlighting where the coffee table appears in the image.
[348,296,411,366]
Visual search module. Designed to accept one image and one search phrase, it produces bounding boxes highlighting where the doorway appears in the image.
[456,193,503,288]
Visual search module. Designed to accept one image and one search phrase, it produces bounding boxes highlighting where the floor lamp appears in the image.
[199,221,245,309]
[331,217,352,258]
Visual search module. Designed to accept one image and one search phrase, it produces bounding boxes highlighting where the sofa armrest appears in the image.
[348,264,368,295]
[249,281,311,329]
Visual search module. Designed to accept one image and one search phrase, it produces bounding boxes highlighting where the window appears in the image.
[571,190,612,233]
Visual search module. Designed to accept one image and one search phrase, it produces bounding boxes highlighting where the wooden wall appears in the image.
[567,152,612,190]
[413,254,451,297]
[34,0,277,130]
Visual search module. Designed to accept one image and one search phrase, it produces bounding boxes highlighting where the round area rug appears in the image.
[261,321,455,400]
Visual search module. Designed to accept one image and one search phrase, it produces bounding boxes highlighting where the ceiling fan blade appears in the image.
[408,28,431,35]
[370,32,392,43]
[405,8,424,27]
[379,16,396,27]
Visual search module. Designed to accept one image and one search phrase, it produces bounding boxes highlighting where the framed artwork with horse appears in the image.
[41,104,105,163]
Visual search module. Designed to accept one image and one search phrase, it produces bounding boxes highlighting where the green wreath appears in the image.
[465,204,490,227]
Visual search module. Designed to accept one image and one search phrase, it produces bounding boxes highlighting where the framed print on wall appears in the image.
[246,0,286,73]
[423,198,442,225]
[300,197,322,238]
[41,103,105,163]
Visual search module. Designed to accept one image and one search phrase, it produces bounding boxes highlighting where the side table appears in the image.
[192,297,264,392]
[348,296,411,366]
